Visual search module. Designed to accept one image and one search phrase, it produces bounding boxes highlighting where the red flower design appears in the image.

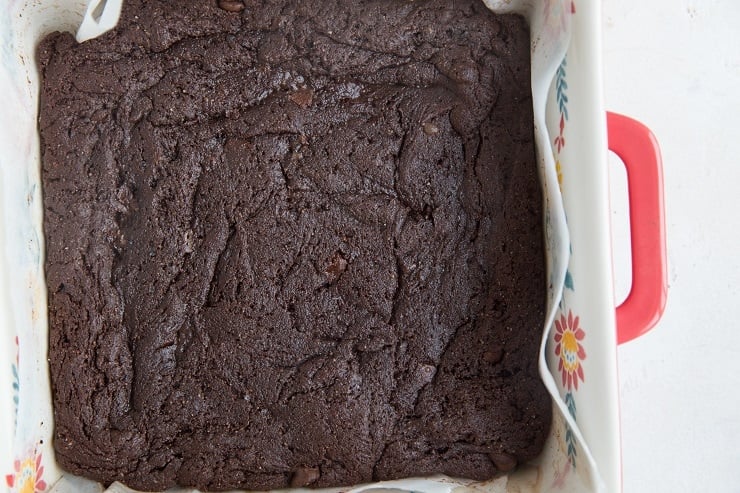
[554,310,586,391]
[554,114,566,152]
[5,451,46,492]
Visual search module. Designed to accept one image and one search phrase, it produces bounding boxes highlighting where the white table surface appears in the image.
[601,0,740,491]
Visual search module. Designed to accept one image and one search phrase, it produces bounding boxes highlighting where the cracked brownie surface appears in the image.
[40,0,550,490]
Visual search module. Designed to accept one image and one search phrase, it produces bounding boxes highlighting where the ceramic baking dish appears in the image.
[0,1,666,492]
[540,3,667,492]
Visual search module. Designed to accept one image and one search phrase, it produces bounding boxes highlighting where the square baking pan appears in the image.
[0,1,666,492]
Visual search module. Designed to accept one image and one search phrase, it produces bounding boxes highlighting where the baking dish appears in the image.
[0,1,666,492]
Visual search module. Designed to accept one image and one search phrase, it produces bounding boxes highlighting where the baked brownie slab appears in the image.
[39,0,550,490]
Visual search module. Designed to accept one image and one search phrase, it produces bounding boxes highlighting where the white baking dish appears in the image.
[541,2,666,492]
[0,1,666,492]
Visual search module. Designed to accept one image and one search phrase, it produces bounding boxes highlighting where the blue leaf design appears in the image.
[555,58,569,121]
[564,270,574,291]
[565,392,577,419]
[12,362,20,419]
[564,406,579,468]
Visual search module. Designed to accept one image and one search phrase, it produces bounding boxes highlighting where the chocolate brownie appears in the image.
[39,0,550,490]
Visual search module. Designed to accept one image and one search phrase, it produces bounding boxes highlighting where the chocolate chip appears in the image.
[290,466,320,487]
[289,88,314,109]
[489,452,517,472]
[422,121,440,135]
[482,347,504,364]
[218,0,245,12]
[325,251,348,283]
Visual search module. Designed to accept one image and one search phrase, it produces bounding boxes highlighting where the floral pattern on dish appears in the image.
[554,310,586,391]
[5,451,47,493]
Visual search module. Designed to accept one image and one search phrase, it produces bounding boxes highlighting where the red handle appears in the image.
[607,112,667,345]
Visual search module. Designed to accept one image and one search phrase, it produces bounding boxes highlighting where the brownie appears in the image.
[39,0,550,490]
